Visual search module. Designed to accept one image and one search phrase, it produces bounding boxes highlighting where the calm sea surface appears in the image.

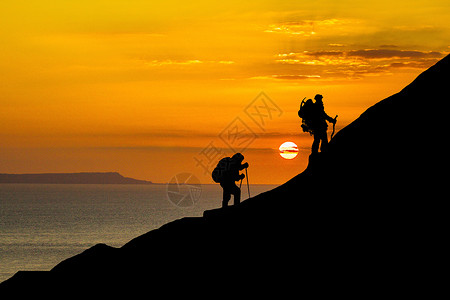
[0,183,277,282]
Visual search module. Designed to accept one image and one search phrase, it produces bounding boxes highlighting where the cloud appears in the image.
[347,49,443,59]
[147,59,203,66]
[248,75,321,81]
[273,49,447,80]
[264,18,370,37]
[379,44,399,49]
[265,21,317,36]
[144,59,234,67]
[271,75,321,80]
[278,49,444,61]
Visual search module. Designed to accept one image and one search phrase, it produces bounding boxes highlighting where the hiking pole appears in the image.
[239,177,243,189]
[245,168,250,199]
[331,115,338,140]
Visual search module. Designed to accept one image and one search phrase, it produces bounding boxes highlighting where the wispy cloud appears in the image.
[144,59,235,66]
[347,49,443,59]
[273,49,447,80]
[264,18,369,37]
[265,20,317,36]
[250,75,321,81]
[277,49,444,62]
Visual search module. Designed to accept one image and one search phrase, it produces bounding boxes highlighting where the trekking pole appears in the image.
[245,168,250,199]
[300,97,306,108]
[331,115,338,140]
[239,177,243,189]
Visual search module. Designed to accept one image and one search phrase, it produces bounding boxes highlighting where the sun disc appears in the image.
[279,141,299,160]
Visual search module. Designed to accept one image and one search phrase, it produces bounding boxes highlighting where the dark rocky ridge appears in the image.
[1,55,447,296]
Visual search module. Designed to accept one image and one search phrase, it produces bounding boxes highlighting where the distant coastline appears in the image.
[0,172,152,184]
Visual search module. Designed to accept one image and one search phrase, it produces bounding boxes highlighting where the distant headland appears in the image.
[0,172,152,184]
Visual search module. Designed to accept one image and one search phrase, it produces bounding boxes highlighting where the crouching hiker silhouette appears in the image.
[298,94,337,154]
[212,153,249,208]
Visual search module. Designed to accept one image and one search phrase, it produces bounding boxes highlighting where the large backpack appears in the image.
[298,99,315,134]
[211,157,232,183]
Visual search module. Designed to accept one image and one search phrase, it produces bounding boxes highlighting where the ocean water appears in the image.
[0,183,277,282]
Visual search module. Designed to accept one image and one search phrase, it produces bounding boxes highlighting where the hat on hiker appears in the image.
[314,94,323,100]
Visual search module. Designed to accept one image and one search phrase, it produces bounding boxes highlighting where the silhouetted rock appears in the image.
[0,172,152,184]
[1,55,447,297]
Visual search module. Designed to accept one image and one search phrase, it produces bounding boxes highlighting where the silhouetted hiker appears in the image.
[212,153,249,208]
[298,94,337,154]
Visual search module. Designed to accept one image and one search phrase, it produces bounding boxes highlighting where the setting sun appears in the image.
[279,142,299,160]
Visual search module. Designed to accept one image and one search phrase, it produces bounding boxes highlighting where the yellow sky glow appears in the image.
[1,0,449,184]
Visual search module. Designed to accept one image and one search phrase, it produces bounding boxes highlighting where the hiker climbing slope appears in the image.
[212,153,249,208]
[298,94,337,154]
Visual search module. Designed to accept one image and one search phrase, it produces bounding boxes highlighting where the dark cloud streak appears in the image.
[271,49,447,81]
[347,49,443,59]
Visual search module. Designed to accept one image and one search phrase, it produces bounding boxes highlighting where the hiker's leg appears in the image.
[232,184,241,205]
[320,130,329,152]
[222,190,231,207]
[221,183,231,208]
[312,133,320,154]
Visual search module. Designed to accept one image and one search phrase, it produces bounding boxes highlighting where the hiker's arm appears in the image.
[239,162,249,170]
[234,173,245,182]
[324,112,335,123]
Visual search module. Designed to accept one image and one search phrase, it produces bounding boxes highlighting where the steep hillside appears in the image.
[1,55,447,297]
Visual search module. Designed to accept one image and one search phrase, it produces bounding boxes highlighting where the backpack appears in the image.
[212,157,232,183]
[298,99,315,134]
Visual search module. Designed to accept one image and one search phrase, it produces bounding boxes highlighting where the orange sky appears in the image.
[1,1,449,184]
